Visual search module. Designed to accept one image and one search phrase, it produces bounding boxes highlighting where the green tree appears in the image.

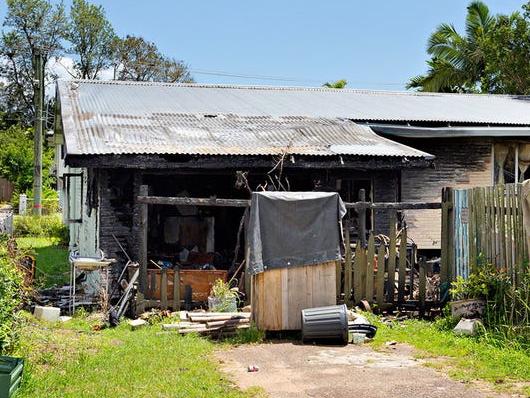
[67,0,116,80]
[0,0,68,123]
[0,125,54,194]
[480,10,530,94]
[408,1,495,93]
[323,79,347,89]
[113,35,193,82]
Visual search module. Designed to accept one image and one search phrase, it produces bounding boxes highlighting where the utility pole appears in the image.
[32,50,44,216]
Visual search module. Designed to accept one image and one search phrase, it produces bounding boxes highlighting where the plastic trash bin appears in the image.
[0,356,23,398]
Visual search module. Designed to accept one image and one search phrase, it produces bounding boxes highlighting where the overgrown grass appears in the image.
[13,214,68,244]
[370,317,530,395]
[16,237,69,287]
[14,314,264,398]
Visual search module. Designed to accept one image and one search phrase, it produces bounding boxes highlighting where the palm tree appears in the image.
[323,79,347,89]
[408,1,495,93]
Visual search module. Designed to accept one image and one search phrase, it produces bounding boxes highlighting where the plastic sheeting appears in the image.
[247,191,346,275]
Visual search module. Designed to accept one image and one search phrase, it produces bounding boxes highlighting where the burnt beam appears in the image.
[65,154,433,170]
[137,195,442,210]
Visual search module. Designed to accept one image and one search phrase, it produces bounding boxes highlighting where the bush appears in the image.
[0,240,25,353]
[14,214,68,244]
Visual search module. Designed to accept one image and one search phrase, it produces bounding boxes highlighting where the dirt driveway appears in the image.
[217,341,512,398]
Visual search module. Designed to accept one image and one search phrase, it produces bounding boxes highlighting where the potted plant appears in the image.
[449,274,487,319]
[208,279,238,312]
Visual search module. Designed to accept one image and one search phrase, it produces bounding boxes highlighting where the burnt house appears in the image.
[54,80,433,282]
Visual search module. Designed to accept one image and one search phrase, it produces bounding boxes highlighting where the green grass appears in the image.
[13,314,264,398]
[16,237,69,287]
[370,317,530,395]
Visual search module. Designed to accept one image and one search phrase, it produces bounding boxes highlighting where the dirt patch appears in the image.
[217,341,515,398]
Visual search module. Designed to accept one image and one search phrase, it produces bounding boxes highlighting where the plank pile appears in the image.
[162,311,251,336]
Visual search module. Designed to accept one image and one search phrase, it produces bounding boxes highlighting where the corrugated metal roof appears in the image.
[58,80,433,159]
[59,79,530,125]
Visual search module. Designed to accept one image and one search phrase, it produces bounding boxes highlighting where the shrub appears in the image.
[0,241,25,353]
[14,214,68,244]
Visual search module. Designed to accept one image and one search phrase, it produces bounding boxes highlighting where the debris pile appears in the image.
[162,311,251,336]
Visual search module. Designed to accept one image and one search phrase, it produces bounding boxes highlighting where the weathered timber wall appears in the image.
[397,137,493,250]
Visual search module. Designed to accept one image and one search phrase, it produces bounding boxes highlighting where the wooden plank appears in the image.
[358,189,367,247]
[490,186,497,266]
[440,189,449,284]
[483,187,490,263]
[498,185,506,270]
[252,262,336,331]
[360,247,367,300]
[478,187,486,264]
[173,269,180,310]
[366,233,375,303]
[344,222,353,307]
[515,184,527,286]
[353,242,364,304]
[397,226,407,304]
[335,261,342,300]
[506,184,513,281]
[376,242,385,309]
[160,269,168,309]
[418,257,426,317]
[149,270,157,301]
[468,188,476,272]
[387,210,397,302]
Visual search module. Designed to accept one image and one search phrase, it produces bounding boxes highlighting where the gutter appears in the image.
[368,124,530,138]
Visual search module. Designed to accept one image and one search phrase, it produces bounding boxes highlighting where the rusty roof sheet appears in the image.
[57,80,434,158]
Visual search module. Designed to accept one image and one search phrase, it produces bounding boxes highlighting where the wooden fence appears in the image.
[340,208,445,315]
[443,184,529,285]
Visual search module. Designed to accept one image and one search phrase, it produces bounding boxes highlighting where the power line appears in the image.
[190,68,406,87]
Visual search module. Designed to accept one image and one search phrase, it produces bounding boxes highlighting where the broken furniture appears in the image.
[69,250,114,314]
[144,269,227,310]
[248,192,346,331]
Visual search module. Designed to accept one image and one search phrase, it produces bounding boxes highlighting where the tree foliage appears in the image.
[113,35,193,83]
[67,0,116,80]
[323,79,347,89]
[0,124,54,194]
[0,0,68,121]
[410,0,530,95]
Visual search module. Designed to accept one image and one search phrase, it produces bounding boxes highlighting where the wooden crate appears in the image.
[251,261,337,331]
[146,269,227,303]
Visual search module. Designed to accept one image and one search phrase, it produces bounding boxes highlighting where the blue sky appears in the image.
[1,0,527,90]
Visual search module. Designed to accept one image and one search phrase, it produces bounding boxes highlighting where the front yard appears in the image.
[13,314,264,398]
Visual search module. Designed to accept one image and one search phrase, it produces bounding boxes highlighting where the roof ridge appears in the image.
[59,79,530,99]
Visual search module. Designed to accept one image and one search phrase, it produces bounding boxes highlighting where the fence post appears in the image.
[397,225,407,304]
[440,187,454,284]
[358,189,367,247]
[19,194,27,215]
[344,220,353,307]
[375,242,385,309]
[418,256,426,317]
[366,232,375,303]
[386,210,397,303]
[161,268,168,309]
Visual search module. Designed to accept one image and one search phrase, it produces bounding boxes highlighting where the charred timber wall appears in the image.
[98,169,135,266]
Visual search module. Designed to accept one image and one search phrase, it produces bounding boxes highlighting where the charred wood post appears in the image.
[358,189,367,247]
[136,184,149,295]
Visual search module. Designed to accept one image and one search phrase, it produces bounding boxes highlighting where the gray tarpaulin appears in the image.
[247,191,346,275]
